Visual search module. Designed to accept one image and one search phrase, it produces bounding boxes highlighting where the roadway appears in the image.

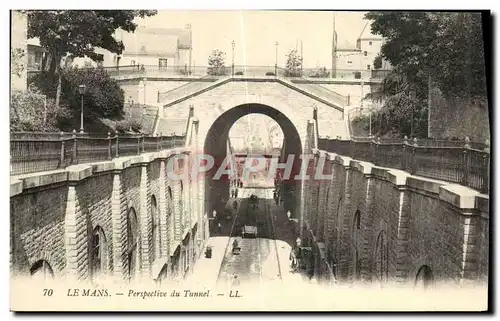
[216,188,283,288]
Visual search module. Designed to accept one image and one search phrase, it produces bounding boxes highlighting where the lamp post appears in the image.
[142,78,147,106]
[275,41,279,75]
[231,40,235,76]
[78,84,86,133]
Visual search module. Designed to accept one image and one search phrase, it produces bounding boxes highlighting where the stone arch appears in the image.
[151,195,159,262]
[30,259,54,280]
[90,225,108,280]
[127,207,139,280]
[351,210,362,281]
[373,230,388,285]
[415,265,434,289]
[202,102,305,221]
[156,263,169,285]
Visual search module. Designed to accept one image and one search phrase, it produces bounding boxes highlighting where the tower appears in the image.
[331,12,337,78]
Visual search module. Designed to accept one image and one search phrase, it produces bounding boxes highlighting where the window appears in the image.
[369,41,373,45]
[367,65,371,70]
[364,51,367,56]
[347,60,353,64]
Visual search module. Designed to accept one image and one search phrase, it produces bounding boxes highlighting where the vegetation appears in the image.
[207,49,227,76]
[11,48,25,77]
[13,10,157,133]
[373,54,382,70]
[10,87,71,132]
[284,49,303,77]
[357,12,487,138]
[310,67,329,78]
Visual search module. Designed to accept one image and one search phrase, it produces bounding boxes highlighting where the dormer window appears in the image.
[369,41,373,45]
[347,60,353,64]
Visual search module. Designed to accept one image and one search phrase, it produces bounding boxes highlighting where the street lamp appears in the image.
[142,78,147,106]
[231,40,235,76]
[78,84,86,133]
[275,41,279,75]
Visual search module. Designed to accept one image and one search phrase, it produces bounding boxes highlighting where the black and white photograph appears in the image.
[8,8,491,312]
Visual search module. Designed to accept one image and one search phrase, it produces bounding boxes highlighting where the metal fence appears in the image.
[11,133,186,176]
[102,64,391,80]
[317,137,490,193]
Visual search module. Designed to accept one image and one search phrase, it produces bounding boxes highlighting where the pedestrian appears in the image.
[232,275,240,287]
[217,222,222,234]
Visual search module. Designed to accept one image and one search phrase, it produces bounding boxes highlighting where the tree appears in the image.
[284,49,303,77]
[365,12,486,98]
[359,12,487,138]
[373,54,382,70]
[11,48,25,77]
[207,49,227,76]
[25,10,157,109]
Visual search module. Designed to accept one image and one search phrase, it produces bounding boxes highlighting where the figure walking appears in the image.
[232,275,240,288]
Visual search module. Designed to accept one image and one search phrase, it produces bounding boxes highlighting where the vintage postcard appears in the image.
[9,9,490,312]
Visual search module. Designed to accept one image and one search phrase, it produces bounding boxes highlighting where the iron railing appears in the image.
[10,132,186,176]
[101,64,391,80]
[318,136,490,193]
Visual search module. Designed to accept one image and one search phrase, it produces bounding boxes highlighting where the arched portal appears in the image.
[151,195,159,262]
[415,265,433,289]
[90,226,107,280]
[202,103,304,225]
[351,210,361,281]
[30,260,54,280]
[127,207,139,280]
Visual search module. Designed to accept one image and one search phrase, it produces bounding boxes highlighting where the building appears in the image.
[71,24,193,72]
[331,19,391,78]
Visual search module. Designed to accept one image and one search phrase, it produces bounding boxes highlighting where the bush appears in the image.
[29,66,125,119]
[115,119,142,134]
[10,88,72,132]
[207,66,228,76]
[266,72,276,76]
[235,71,243,75]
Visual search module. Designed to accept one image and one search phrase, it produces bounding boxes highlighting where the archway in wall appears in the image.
[90,226,107,281]
[203,103,303,226]
[415,265,433,289]
[351,210,361,282]
[30,260,54,280]
[374,230,388,285]
[127,207,139,280]
[151,195,159,262]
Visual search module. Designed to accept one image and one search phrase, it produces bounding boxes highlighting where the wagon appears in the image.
[242,225,257,238]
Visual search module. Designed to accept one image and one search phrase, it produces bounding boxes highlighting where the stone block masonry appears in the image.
[10,148,208,283]
[302,149,489,287]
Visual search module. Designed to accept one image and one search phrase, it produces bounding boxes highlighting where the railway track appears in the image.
[215,188,283,288]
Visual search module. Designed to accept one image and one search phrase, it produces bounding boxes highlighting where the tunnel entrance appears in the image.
[203,103,303,233]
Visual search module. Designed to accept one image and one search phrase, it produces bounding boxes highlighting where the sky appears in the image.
[139,10,369,68]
